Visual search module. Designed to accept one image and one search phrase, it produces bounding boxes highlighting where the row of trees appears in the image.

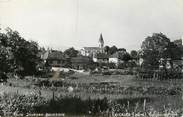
[103,33,183,70]
[104,45,138,62]
[0,27,182,77]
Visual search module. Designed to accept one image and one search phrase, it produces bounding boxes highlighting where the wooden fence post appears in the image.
[52,91,55,101]
[143,99,146,111]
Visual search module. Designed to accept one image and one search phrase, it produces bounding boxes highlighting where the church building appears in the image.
[80,33,105,57]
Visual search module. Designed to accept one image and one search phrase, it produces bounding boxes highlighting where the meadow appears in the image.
[0,71,183,116]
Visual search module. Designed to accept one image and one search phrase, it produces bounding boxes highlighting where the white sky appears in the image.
[0,0,183,51]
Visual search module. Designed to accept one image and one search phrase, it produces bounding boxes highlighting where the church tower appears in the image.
[99,33,104,48]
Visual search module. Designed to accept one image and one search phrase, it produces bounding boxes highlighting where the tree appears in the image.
[0,46,12,73]
[0,27,40,76]
[0,28,14,73]
[109,45,118,55]
[64,47,79,58]
[118,48,126,52]
[130,50,138,59]
[163,42,182,60]
[121,52,131,62]
[104,46,110,54]
[141,33,171,69]
[14,40,40,76]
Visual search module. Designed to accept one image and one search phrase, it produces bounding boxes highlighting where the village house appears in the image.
[109,52,124,66]
[46,50,67,67]
[71,55,92,70]
[39,49,67,68]
[93,53,109,63]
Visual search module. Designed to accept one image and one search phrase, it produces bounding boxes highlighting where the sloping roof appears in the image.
[93,53,109,59]
[71,56,91,63]
[83,47,102,51]
[47,51,65,60]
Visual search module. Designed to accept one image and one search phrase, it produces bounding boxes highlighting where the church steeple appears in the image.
[99,33,104,48]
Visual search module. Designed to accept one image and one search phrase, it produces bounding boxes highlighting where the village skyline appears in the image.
[1,0,183,51]
[1,1,183,116]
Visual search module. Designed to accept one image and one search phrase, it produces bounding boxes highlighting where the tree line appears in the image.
[0,27,182,78]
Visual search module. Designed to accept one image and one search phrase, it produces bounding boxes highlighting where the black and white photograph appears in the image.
[0,0,183,116]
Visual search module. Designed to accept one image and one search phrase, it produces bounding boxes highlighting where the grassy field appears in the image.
[4,72,183,98]
[1,72,183,116]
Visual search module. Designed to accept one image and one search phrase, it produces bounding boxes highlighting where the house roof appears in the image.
[71,56,91,63]
[93,53,108,59]
[83,47,102,51]
[47,51,65,60]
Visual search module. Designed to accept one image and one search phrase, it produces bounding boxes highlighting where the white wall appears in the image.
[109,58,118,64]
[93,58,98,62]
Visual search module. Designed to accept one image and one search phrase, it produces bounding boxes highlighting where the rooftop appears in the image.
[83,47,102,51]
[93,53,109,59]
[47,51,65,60]
[71,56,92,63]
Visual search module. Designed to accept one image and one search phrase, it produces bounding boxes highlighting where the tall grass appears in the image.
[0,92,182,116]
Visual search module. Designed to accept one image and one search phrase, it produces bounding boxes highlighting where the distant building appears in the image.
[39,49,67,68]
[71,56,92,70]
[93,53,109,63]
[80,47,103,57]
[109,52,124,65]
[80,33,104,57]
[46,50,67,67]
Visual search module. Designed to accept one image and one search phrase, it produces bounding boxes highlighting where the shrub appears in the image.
[108,63,116,69]
[0,93,47,116]
[102,71,112,75]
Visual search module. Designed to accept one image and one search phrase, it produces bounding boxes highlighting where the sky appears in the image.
[0,0,183,51]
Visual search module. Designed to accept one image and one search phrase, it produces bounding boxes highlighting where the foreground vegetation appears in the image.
[1,27,183,116]
[0,71,181,116]
[0,92,182,117]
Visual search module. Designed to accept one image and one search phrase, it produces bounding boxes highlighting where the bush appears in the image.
[118,63,127,69]
[137,68,183,80]
[102,71,112,75]
[108,63,116,69]
[35,80,64,87]
[0,93,47,116]
[36,96,109,115]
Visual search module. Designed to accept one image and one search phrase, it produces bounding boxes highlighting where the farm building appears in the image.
[71,56,92,70]
[46,50,67,67]
[93,53,109,63]
[109,52,124,65]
